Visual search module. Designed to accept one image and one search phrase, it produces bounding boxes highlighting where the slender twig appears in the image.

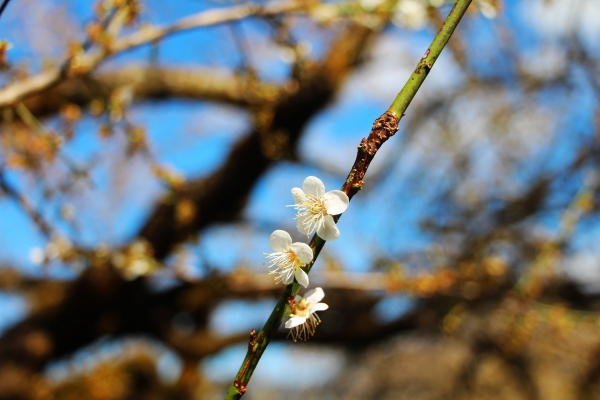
[0,167,53,238]
[15,102,89,181]
[387,1,471,117]
[0,0,12,20]
[228,23,256,76]
[15,102,49,134]
[223,1,473,398]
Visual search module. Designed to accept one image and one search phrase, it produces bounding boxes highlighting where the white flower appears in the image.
[289,176,349,241]
[285,287,329,342]
[29,247,45,265]
[393,0,427,30]
[477,0,498,19]
[264,230,313,287]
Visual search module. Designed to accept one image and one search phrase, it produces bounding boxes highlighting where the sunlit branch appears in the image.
[387,1,472,117]
[20,67,283,120]
[0,0,303,108]
[108,1,303,55]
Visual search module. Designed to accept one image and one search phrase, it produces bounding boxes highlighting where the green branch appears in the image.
[224,1,472,398]
[388,0,472,117]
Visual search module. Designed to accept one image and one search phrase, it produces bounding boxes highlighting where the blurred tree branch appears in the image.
[0,0,305,108]
[2,259,598,399]
[23,67,285,118]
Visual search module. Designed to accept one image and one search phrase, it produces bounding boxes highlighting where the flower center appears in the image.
[292,299,312,317]
[287,250,300,267]
[303,194,327,218]
[288,192,329,237]
[265,249,302,285]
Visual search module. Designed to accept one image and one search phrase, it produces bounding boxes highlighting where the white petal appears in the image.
[304,287,325,303]
[294,267,309,288]
[296,217,310,236]
[269,230,292,252]
[316,215,340,241]
[283,272,294,285]
[285,316,307,328]
[291,187,305,204]
[294,295,302,302]
[310,302,329,313]
[324,190,349,215]
[302,176,325,197]
[291,243,313,264]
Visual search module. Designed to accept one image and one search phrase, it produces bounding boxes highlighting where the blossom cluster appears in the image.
[264,176,349,341]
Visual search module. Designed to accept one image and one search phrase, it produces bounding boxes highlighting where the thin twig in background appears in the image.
[0,167,53,238]
[15,102,89,182]
[0,0,12,20]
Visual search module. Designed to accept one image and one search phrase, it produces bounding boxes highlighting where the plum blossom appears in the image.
[285,287,329,342]
[393,0,427,30]
[264,230,313,287]
[29,247,45,265]
[289,176,349,241]
[476,0,498,19]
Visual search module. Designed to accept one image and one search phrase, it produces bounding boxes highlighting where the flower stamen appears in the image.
[287,313,322,342]
[285,287,328,342]
[263,230,312,287]
[289,194,329,236]
[289,176,349,241]
[264,250,300,284]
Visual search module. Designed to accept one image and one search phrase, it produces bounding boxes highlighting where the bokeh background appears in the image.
[1,0,600,399]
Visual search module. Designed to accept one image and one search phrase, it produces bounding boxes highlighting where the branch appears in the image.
[23,66,283,118]
[0,168,53,238]
[107,1,303,55]
[387,1,471,117]
[0,260,592,399]
[0,0,303,108]
[0,268,45,291]
[223,1,474,398]
[0,268,266,374]
[0,268,398,376]
[0,69,63,109]
[0,0,12,19]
